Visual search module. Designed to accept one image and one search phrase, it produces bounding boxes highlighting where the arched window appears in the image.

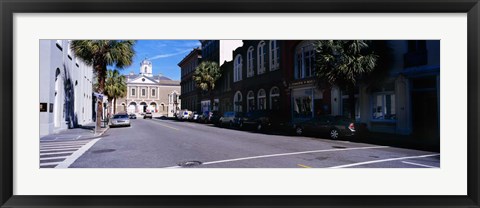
[257,41,266,74]
[247,91,255,112]
[247,46,255,77]
[270,87,280,110]
[234,91,243,112]
[269,40,280,71]
[295,41,315,79]
[257,89,266,110]
[234,55,243,82]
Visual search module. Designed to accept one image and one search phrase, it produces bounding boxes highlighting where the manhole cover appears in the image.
[331,146,347,149]
[92,149,116,154]
[178,161,202,167]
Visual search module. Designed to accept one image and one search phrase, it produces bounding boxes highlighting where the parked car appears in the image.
[218,111,243,128]
[191,111,200,121]
[129,113,136,119]
[291,115,356,140]
[144,112,153,119]
[109,113,130,127]
[237,110,284,131]
[181,110,193,120]
[209,111,221,124]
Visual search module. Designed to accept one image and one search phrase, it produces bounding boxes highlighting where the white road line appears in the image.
[40,145,84,149]
[56,138,101,168]
[40,156,68,160]
[40,148,79,152]
[39,162,61,166]
[40,150,76,155]
[329,154,440,168]
[165,146,389,168]
[401,161,439,168]
[41,140,92,145]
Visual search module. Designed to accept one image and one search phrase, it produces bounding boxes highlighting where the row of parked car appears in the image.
[174,109,361,140]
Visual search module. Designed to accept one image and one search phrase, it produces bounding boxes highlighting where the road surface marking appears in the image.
[165,146,389,168]
[40,147,81,151]
[56,138,101,168]
[40,150,76,155]
[40,145,84,149]
[40,156,69,161]
[329,154,440,168]
[41,140,92,145]
[297,164,312,168]
[401,161,439,168]
[40,161,64,166]
[147,120,179,130]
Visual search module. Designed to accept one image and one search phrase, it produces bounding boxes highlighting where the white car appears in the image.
[109,114,131,127]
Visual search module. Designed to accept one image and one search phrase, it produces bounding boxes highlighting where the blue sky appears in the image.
[118,40,201,80]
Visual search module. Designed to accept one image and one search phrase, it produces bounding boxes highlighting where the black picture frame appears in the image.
[1,0,479,207]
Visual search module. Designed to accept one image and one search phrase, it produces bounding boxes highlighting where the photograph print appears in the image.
[39,40,440,168]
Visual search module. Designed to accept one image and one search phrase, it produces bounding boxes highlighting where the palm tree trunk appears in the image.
[96,64,106,130]
[113,98,117,114]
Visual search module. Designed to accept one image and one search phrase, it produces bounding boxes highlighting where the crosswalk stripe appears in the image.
[40,148,80,152]
[40,145,84,150]
[40,141,91,146]
[40,150,76,155]
[40,156,68,161]
[39,161,62,166]
[40,144,90,148]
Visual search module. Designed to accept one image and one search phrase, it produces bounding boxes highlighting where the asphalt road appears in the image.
[69,117,440,168]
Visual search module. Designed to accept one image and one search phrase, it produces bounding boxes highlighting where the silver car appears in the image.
[110,114,131,127]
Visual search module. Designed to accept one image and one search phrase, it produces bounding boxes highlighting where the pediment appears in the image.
[129,76,158,84]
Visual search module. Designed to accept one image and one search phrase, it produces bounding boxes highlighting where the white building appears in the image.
[40,40,95,137]
[116,59,181,116]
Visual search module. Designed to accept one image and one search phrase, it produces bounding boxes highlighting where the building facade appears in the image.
[40,40,95,137]
[178,48,202,112]
[116,59,181,116]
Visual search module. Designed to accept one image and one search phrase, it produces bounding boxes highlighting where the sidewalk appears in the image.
[40,122,109,142]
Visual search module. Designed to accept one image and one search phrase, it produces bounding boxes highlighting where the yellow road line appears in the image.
[297,164,312,168]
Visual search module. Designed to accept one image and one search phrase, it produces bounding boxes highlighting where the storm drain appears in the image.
[92,149,116,154]
[331,146,347,149]
[178,161,203,167]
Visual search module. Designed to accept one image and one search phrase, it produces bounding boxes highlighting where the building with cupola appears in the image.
[115,59,181,117]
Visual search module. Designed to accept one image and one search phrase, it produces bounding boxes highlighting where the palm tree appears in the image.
[193,61,221,111]
[70,40,135,130]
[314,40,378,119]
[105,69,127,115]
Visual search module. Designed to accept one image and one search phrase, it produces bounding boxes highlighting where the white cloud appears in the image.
[148,49,191,60]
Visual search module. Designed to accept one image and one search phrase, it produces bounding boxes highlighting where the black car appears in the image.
[237,110,284,131]
[129,113,137,119]
[291,115,356,140]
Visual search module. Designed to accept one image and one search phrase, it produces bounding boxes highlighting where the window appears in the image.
[141,88,146,97]
[372,93,396,120]
[234,91,243,112]
[247,91,255,112]
[257,89,266,110]
[269,40,280,71]
[257,41,266,74]
[152,89,156,97]
[270,87,280,110]
[131,88,136,96]
[247,46,255,77]
[293,89,313,119]
[234,55,243,82]
[294,41,315,79]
